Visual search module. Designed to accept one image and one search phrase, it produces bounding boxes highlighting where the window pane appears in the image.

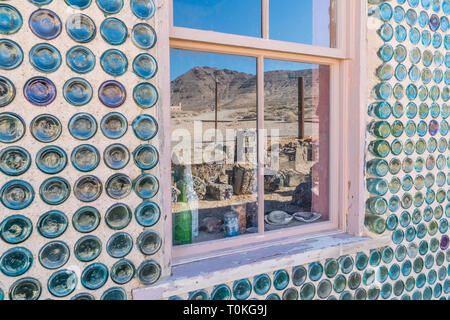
[264,59,330,231]
[269,0,337,47]
[173,0,262,37]
[171,49,258,246]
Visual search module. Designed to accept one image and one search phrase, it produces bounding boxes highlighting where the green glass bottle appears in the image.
[368,121,391,138]
[368,140,390,157]
[367,159,389,177]
[366,196,388,215]
[173,181,192,245]
[391,120,404,137]
[365,214,387,234]
[366,178,388,196]
[368,102,391,119]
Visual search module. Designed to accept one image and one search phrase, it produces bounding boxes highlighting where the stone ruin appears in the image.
[171,138,315,208]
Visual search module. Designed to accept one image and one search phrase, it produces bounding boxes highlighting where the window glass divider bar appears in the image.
[329,62,345,231]
[169,39,341,68]
[334,0,345,51]
[257,55,265,235]
[170,27,348,61]
[261,0,269,39]
[168,0,174,29]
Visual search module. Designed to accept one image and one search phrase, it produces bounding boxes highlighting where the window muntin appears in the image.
[263,60,330,231]
[269,0,337,47]
[171,49,258,246]
[172,0,262,38]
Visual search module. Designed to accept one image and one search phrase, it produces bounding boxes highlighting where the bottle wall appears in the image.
[0,0,164,300]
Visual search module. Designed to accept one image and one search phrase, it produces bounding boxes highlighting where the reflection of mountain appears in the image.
[171,66,314,111]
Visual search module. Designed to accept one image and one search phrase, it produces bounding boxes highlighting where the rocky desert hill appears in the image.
[171,66,316,112]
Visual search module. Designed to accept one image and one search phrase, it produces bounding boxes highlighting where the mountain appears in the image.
[170,66,315,111]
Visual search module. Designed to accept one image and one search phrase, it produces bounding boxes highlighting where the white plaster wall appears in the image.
[0,0,164,300]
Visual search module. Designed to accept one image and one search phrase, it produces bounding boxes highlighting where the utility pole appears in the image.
[298,77,305,140]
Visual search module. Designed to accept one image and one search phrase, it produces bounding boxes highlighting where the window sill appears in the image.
[132,231,390,300]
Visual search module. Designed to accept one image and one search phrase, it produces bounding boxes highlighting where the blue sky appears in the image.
[171,0,330,80]
[173,0,262,37]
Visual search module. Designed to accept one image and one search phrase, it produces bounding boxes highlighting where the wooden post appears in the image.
[298,77,305,140]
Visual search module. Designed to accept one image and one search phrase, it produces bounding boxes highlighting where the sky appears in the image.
[171,0,331,80]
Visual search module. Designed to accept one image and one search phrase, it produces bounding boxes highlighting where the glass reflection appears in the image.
[171,49,257,246]
[173,0,261,37]
[263,59,330,231]
[269,0,337,47]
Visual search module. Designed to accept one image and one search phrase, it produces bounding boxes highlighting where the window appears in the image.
[166,0,365,262]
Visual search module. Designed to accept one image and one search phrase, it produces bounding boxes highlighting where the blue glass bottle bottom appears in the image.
[0,4,23,35]
[24,77,57,106]
[0,39,23,70]
[66,13,96,43]
[29,43,61,73]
[29,9,62,40]
[98,80,126,108]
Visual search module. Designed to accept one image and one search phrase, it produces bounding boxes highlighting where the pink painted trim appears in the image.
[336,0,346,50]
[170,27,347,61]
[173,221,339,264]
[162,0,368,261]
[133,233,392,299]
[345,0,368,235]
[172,220,338,262]
[156,0,173,273]
[168,0,173,28]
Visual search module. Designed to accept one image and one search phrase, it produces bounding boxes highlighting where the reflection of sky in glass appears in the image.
[171,1,332,80]
[270,0,331,47]
[173,0,262,37]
